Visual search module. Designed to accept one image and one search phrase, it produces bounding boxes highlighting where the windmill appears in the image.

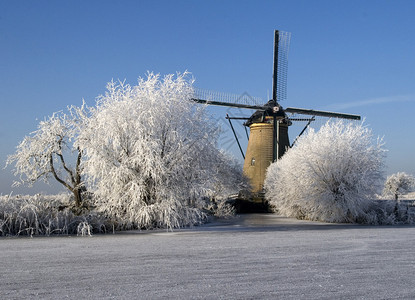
[192,30,360,209]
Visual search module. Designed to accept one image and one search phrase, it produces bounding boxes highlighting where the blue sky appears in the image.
[1,0,414,195]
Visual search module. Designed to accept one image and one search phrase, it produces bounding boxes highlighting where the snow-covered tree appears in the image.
[264,120,386,223]
[383,172,415,200]
[6,104,89,207]
[78,72,243,229]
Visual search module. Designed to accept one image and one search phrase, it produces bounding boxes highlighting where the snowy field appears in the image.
[1,214,415,299]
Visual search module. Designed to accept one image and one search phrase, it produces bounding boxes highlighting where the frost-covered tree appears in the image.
[78,72,242,229]
[6,104,88,207]
[206,151,248,217]
[383,172,415,200]
[265,120,386,223]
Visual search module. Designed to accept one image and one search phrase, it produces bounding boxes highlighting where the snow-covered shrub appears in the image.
[383,172,415,200]
[208,199,236,218]
[78,72,243,229]
[0,194,109,236]
[265,120,386,223]
[77,221,92,236]
[210,151,248,199]
[204,151,248,218]
[367,200,415,225]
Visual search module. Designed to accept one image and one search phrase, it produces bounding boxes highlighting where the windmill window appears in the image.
[251,157,255,166]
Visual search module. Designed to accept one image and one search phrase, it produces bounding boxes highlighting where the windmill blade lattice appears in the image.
[193,88,264,109]
[273,31,291,102]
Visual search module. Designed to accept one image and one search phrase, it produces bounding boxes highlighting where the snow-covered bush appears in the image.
[77,221,93,236]
[0,194,109,236]
[6,104,89,207]
[368,199,415,225]
[211,151,248,198]
[265,120,386,223]
[383,172,415,200]
[78,72,243,229]
[205,151,248,218]
[208,199,236,218]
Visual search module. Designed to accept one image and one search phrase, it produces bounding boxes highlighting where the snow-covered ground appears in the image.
[1,214,415,299]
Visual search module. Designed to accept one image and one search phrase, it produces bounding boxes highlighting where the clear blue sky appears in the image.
[1,0,414,195]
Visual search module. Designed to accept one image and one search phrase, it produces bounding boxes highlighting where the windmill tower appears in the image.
[192,30,360,205]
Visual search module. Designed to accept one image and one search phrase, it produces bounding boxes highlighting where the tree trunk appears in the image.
[73,188,82,208]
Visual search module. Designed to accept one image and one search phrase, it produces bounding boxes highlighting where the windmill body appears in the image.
[192,30,361,209]
[242,100,290,193]
[243,117,290,193]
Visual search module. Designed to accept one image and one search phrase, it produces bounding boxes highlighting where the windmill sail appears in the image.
[273,30,291,102]
[285,107,361,120]
[192,88,264,109]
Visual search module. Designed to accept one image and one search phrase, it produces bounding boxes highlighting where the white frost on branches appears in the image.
[6,104,89,207]
[78,72,242,229]
[265,120,386,223]
[383,172,415,200]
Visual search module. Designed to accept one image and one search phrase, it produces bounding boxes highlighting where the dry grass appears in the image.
[0,193,110,236]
